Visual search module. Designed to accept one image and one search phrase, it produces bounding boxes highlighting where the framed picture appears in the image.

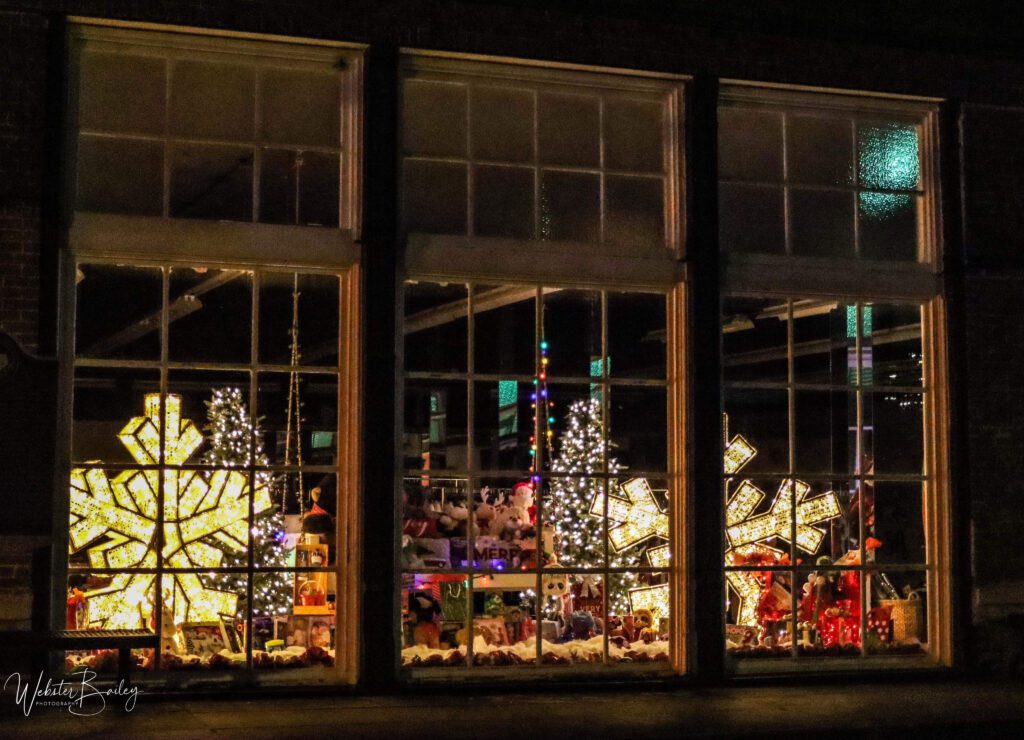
[179,621,229,657]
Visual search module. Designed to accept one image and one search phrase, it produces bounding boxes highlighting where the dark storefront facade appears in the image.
[1,1,1022,691]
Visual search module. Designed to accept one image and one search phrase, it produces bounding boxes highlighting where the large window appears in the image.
[60,22,363,685]
[401,283,674,670]
[718,87,949,671]
[398,54,685,674]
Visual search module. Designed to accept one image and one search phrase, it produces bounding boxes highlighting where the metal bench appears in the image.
[50,629,159,684]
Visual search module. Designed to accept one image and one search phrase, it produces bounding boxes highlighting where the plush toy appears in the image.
[409,591,442,649]
[542,573,569,599]
[491,505,526,540]
[438,500,469,535]
[632,608,655,639]
[509,482,536,525]
[474,486,505,534]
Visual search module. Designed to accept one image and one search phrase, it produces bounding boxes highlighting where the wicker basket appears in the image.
[881,593,923,643]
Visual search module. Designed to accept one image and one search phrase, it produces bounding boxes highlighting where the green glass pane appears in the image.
[858,123,919,191]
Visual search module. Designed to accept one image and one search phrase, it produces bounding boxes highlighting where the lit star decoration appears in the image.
[646,544,671,569]
[722,429,841,627]
[628,583,670,620]
[726,479,841,555]
[590,477,669,552]
[69,393,272,629]
[726,543,785,627]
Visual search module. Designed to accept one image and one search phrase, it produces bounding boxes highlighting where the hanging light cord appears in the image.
[283,274,305,515]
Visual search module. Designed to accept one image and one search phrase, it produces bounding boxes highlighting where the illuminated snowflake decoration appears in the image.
[723,432,841,626]
[70,393,272,629]
[590,477,669,553]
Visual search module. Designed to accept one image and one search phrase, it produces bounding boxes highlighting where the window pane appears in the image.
[170,144,253,221]
[256,373,338,468]
[471,86,534,163]
[259,272,341,368]
[404,160,467,234]
[792,301,856,386]
[788,115,854,186]
[166,369,253,467]
[859,192,919,261]
[604,98,663,172]
[402,573,467,667]
[403,379,468,473]
[866,570,927,655]
[79,52,166,134]
[261,69,339,147]
[724,388,789,475]
[401,475,468,571]
[253,571,337,669]
[722,296,789,385]
[77,136,164,216]
[857,122,919,191]
[403,79,466,157]
[608,291,667,380]
[866,303,923,388]
[405,281,468,374]
[543,289,602,379]
[794,390,858,475]
[719,184,785,254]
[870,482,927,565]
[542,476,606,569]
[169,60,254,140]
[72,367,161,464]
[719,108,783,182]
[474,165,534,239]
[473,284,535,376]
[605,175,664,248]
[474,381,535,471]
[797,568,862,658]
[167,267,253,364]
[863,392,924,475]
[259,150,340,228]
[789,189,855,258]
[540,171,600,242]
[538,93,600,167]
[76,264,163,361]
[609,386,668,473]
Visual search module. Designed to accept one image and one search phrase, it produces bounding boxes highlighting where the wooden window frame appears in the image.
[51,19,364,686]
[400,50,688,289]
[718,83,952,675]
[397,279,687,679]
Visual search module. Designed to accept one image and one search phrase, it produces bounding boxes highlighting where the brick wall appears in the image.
[0,10,48,354]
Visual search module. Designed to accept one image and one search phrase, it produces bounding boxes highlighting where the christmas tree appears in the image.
[203,388,293,619]
[547,397,639,616]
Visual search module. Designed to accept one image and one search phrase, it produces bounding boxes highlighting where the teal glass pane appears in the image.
[857,123,919,191]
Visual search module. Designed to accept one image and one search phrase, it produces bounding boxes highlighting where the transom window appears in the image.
[401,56,683,257]
[719,87,936,264]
